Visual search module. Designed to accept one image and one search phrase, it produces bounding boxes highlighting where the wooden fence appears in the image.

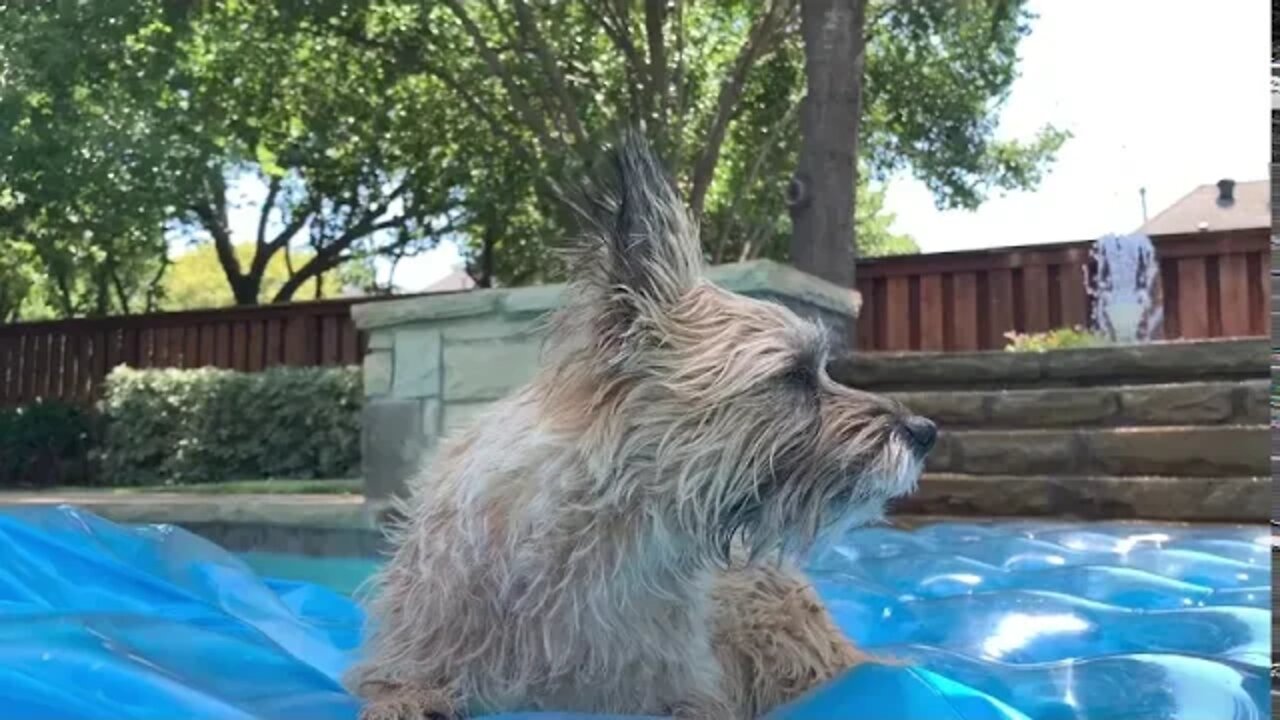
[0,293,431,407]
[855,227,1271,352]
[0,227,1270,407]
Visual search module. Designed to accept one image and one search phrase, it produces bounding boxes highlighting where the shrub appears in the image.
[1003,326,1107,353]
[0,400,97,488]
[99,365,361,486]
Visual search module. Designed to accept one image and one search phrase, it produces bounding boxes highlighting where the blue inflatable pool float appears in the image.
[0,506,1268,719]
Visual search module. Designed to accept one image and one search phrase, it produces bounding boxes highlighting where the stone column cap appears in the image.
[352,259,861,331]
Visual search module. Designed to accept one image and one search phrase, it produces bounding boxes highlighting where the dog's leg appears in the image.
[356,680,461,720]
[711,563,868,718]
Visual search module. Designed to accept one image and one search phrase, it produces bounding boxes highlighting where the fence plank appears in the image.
[168,326,186,368]
[214,323,231,368]
[1059,262,1089,328]
[247,320,265,371]
[33,333,49,400]
[231,322,248,371]
[341,321,360,365]
[1176,257,1210,338]
[154,328,170,368]
[918,275,944,351]
[952,272,979,351]
[1252,250,1269,336]
[72,332,88,402]
[265,318,283,367]
[92,330,109,400]
[1217,253,1251,337]
[986,268,1015,348]
[198,324,215,368]
[283,316,309,366]
[0,337,13,402]
[1021,265,1050,332]
[182,326,199,368]
[885,277,911,351]
[319,314,341,365]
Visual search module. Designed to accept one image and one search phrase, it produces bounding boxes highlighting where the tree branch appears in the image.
[670,0,689,159]
[688,0,796,218]
[583,1,646,122]
[439,0,567,156]
[510,0,588,149]
[711,101,800,263]
[271,212,416,303]
[256,176,281,249]
[644,0,668,136]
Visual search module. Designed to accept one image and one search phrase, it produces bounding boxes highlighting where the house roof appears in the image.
[1136,179,1268,235]
[425,269,477,292]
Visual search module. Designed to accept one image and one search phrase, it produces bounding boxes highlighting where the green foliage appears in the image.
[1004,326,1108,352]
[862,1,1070,209]
[2,0,1061,304]
[99,365,361,486]
[359,0,1055,279]
[0,2,174,317]
[163,243,347,310]
[1,1,462,311]
[0,400,97,488]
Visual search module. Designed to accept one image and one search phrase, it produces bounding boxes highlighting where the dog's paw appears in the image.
[358,689,457,720]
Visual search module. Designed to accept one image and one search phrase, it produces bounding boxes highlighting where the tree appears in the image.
[1,1,465,310]
[162,243,354,311]
[789,0,866,288]
[0,2,176,317]
[2,1,1062,311]
[355,0,1062,284]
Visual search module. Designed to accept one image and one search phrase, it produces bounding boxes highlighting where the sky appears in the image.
[215,0,1269,291]
[883,0,1269,254]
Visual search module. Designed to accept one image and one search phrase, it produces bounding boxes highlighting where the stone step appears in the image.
[927,425,1269,478]
[890,379,1269,429]
[893,473,1267,522]
[831,338,1267,391]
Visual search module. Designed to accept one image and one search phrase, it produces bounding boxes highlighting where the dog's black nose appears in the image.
[902,416,937,454]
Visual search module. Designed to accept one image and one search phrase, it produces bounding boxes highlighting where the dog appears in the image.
[346,134,936,719]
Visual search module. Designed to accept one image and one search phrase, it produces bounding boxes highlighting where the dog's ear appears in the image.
[566,132,703,341]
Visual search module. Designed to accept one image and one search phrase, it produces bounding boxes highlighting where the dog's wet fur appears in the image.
[347,134,934,719]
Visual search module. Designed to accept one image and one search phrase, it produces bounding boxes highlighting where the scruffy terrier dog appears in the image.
[347,135,936,719]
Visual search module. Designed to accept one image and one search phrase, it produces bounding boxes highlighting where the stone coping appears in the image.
[0,491,374,530]
[832,337,1268,390]
[900,474,1269,523]
[352,259,862,331]
[0,485,1261,529]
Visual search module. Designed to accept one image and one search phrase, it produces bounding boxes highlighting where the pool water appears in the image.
[0,506,1269,720]
[238,551,380,597]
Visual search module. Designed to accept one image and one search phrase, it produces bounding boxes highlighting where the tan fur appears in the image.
[346,135,930,719]
[712,560,869,718]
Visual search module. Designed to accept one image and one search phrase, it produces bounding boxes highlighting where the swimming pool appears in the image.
[0,506,1269,720]
[239,551,380,597]
[240,519,1269,718]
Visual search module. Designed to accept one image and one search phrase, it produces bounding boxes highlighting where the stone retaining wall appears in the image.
[352,260,861,504]
[837,338,1270,522]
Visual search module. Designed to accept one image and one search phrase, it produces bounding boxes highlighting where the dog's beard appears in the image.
[719,437,922,564]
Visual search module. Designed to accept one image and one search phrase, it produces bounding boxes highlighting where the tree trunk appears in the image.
[788,0,866,293]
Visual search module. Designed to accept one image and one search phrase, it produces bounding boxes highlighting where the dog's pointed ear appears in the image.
[565,132,704,342]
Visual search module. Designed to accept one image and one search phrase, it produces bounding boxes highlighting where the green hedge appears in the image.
[0,400,97,487]
[99,365,361,486]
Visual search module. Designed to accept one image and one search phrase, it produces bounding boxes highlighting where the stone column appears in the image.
[351,260,861,509]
